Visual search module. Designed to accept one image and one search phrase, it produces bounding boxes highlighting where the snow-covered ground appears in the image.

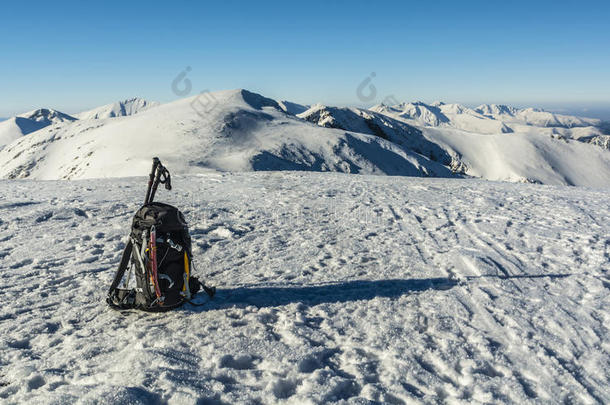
[1,172,608,404]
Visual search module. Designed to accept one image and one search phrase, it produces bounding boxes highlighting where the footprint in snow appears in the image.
[10,259,33,269]
[210,226,234,239]
[218,354,258,370]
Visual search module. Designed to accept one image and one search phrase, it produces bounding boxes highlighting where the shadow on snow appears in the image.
[186,272,575,311]
[191,277,458,310]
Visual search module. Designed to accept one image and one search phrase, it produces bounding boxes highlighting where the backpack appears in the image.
[107,158,214,311]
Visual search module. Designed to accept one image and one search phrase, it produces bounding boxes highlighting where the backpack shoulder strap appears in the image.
[107,240,140,310]
[108,239,133,294]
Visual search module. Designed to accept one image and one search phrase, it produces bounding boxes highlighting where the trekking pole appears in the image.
[145,157,161,205]
[149,161,171,204]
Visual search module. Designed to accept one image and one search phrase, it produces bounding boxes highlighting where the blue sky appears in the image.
[1,0,609,117]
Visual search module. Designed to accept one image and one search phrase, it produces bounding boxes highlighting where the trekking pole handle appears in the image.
[145,157,161,204]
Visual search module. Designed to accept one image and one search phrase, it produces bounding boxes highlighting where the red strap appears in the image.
[149,228,162,300]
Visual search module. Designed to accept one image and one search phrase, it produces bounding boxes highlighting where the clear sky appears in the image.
[1,0,609,117]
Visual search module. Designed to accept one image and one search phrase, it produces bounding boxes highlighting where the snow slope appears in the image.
[371,101,608,151]
[420,126,610,186]
[474,104,601,128]
[300,103,610,187]
[278,100,309,116]
[298,104,456,168]
[0,109,77,149]
[0,89,453,180]
[0,98,157,150]
[0,172,608,404]
[370,102,511,134]
[372,101,601,133]
[0,90,609,187]
[75,98,160,120]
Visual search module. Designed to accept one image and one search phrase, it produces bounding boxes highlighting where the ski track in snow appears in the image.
[0,172,609,404]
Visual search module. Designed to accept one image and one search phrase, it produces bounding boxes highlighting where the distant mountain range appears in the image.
[371,101,600,132]
[0,90,609,187]
[0,108,78,149]
[0,98,155,148]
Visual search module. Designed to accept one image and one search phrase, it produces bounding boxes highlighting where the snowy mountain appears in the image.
[475,104,601,128]
[372,101,448,126]
[371,99,610,156]
[0,108,77,149]
[371,102,513,135]
[278,100,309,115]
[0,98,158,149]
[297,104,421,139]
[298,104,455,168]
[0,89,609,187]
[474,103,519,116]
[372,100,604,135]
[300,102,610,186]
[1,172,609,403]
[75,97,159,120]
[0,89,453,180]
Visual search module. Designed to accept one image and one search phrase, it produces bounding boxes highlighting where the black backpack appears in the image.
[107,158,214,311]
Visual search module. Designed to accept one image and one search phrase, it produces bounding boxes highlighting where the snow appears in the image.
[75,98,160,120]
[278,101,309,116]
[371,100,604,139]
[372,101,601,132]
[0,89,609,188]
[422,126,610,187]
[0,98,157,150]
[1,172,609,404]
[0,90,452,181]
[0,109,77,149]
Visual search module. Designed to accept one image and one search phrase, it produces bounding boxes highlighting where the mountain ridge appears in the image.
[0,108,78,149]
[0,98,159,149]
[0,89,454,181]
[0,89,609,187]
[75,97,160,120]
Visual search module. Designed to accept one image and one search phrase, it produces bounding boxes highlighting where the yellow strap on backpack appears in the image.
[183,252,191,299]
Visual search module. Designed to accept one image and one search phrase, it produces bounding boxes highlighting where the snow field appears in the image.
[0,172,608,404]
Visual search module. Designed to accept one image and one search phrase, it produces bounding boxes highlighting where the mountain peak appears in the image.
[19,108,77,122]
[76,98,160,120]
[475,104,519,116]
[277,100,309,115]
[0,108,77,148]
[237,89,281,111]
